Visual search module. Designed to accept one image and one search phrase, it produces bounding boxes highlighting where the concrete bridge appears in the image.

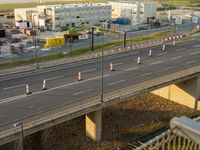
[0,40,200,149]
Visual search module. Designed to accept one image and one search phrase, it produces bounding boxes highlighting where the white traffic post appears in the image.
[149,50,152,57]
[25,84,31,95]
[162,44,166,51]
[137,57,141,64]
[173,40,176,46]
[109,63,114,71]
[42,79,47,90]
[77,72,82,81]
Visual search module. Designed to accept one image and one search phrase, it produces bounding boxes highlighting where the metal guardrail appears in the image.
[134,117,200,150]
[0,63,200,145]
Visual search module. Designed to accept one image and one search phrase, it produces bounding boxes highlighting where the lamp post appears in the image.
[101,32,104,103]
[32,15,39,69]
[13,122,24,150]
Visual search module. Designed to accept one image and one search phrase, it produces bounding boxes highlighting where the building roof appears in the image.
[109,1,157,4]
[14,7,37,11]
[36,3,111,9]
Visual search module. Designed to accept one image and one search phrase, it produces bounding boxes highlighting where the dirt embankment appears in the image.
[24,94,194,150]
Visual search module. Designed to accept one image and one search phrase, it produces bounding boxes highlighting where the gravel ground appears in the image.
[24,93,194,150]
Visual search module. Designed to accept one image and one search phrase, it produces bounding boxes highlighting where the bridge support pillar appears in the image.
[85,109,102,141]
[152,76,200,110]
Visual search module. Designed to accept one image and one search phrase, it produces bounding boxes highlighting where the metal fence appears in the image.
[134,117,200,150]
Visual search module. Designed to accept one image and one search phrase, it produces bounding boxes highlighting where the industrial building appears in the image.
[109,1,157,24]
[14,3,112,31]
[14,8,37,23]
[36,3,112,30]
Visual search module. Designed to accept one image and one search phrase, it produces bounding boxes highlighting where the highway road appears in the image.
[0,39,200,126]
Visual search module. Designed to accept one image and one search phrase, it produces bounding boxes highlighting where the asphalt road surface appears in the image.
[0,40,200,126]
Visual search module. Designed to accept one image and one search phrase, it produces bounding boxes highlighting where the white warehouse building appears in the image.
[14,8,37,23]
[36,3,112,30]
[109,1,157,24]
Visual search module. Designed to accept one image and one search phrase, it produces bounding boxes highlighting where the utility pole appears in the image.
[101,32,104,103]
[32,15,39,69]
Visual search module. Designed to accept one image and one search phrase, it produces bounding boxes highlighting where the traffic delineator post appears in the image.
[42,80,47,90]
[162,44,166,51]
[137,57,141,64]
[77,72,82,81]
[25,84,31,95]
[149,50,152,57]
[109,63,114,71]
[173,40,176,46]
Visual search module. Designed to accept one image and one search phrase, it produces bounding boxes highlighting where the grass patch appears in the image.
[0,31,174,69]
[0,0,106,12]
[151,0,200,6]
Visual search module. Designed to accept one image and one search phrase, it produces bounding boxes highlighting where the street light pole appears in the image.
[101,32,104,103]
[33,15,39,69]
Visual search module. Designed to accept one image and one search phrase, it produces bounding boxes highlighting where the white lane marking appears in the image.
[124,67,138,72]
[113,62,123,66]
[0,51,135,82]
[171,56,182,60]
[0,74,110,104]
[134,57,146,61]
[108,80,125,86]
[150,61,162,65]
[81,68,96,73]
[0,95,27,104]
[193,44,200,48]
[131,51,140,55]
[73,89,92,96]
[164,66,175,71]
[46,76,64,81]
[176,48,186,52]
[140,72,152,77]
[4,84,25,90]
[190,51,200,55]
[186,60,197,64]
[157,52,167,56]
[142,57,146,60]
